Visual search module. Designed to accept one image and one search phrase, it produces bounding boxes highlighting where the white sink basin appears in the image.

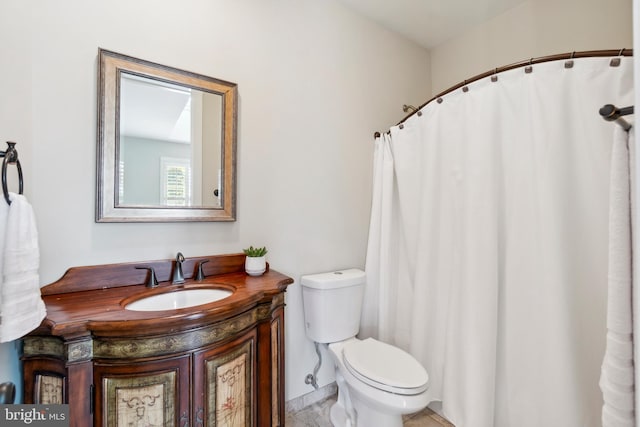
[125,288,232,311]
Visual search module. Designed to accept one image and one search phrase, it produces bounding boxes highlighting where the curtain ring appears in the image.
[610,57,621,67]
[525,58,533,74]
[563,51,575,68]
[491,68,498,82]
[611,48,625,67]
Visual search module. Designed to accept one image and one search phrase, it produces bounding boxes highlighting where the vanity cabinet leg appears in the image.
[270,307,285,427]
[256,320,272,424]
[67,361,93,427]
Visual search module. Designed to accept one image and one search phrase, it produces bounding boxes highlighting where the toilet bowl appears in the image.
[300,269,430,427]
[328,338,429,427]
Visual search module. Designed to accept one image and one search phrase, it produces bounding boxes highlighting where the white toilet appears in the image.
[301,269,429,427]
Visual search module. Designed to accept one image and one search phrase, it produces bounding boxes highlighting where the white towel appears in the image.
[600,126,635,427]
[0,192,46,343]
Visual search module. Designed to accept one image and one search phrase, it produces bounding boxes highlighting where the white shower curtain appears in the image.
[362,56,634,427]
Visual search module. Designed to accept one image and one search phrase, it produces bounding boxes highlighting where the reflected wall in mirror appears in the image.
[96,49,237,222]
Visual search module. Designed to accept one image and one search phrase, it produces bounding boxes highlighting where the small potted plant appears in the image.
[243,246,268,276]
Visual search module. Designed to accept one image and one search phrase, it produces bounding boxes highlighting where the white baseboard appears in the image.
[285,382,337,413]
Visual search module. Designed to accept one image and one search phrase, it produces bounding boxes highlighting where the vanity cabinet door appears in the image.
[93,354,190,427]
[193,329,256,427]
[22,357,67,404]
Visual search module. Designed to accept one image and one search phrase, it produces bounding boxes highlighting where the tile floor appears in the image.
[285,395,455,426]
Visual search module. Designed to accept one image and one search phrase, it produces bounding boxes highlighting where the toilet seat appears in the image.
[342,338,429,395]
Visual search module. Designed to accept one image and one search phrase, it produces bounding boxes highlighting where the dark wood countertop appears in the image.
[32,254,293,339]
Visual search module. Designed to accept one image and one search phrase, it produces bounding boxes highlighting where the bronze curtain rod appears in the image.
[374,48,633,138]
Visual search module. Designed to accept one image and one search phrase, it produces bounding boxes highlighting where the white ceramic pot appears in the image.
[245,256,266,276]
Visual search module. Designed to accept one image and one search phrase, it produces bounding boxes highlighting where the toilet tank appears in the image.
[300,269,365,343]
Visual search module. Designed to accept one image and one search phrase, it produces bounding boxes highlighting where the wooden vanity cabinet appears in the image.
[21,254,292,427]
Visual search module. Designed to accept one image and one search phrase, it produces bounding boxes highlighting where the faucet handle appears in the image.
[135,266,158,288]
[195,259,210,281]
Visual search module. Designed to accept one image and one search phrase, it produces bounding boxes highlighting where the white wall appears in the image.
[0,0,431,402]
[430,0,633,94]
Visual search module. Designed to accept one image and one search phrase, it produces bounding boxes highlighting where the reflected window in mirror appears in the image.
[96,49,237,222]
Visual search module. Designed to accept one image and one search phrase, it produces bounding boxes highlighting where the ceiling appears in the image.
[119,1,531,143]
[120,74,192,143]
[336,0,528,49]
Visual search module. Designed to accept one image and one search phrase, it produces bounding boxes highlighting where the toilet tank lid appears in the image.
[300,269,365,289]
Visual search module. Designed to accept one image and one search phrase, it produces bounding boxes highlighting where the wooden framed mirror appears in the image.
[96,49,237,222]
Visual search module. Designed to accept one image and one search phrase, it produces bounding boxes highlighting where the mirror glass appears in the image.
[119,74,223,208]
[97,49,237,222]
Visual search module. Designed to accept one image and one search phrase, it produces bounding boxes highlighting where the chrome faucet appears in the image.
[172,252,185,284]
